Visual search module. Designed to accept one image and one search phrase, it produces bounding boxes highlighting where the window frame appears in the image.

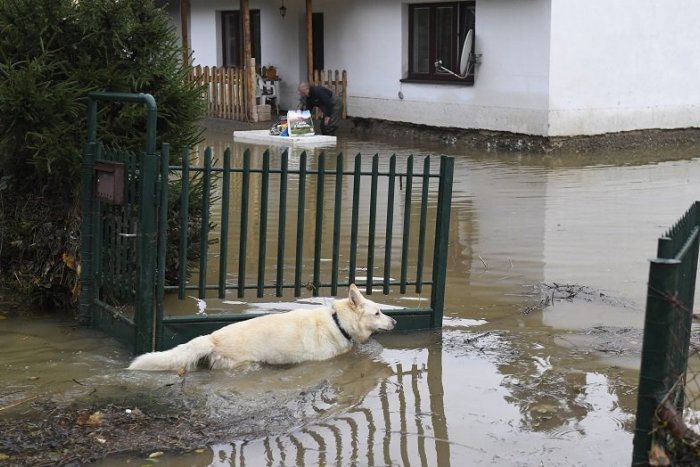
[405,1,475,85]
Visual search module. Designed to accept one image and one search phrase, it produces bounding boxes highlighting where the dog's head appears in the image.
[346,284,396,340]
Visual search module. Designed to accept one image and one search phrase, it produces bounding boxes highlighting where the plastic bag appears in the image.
[287,110,315,137]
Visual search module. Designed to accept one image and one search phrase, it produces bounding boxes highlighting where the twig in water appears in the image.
[478,255,488,270]
[383,430,486,453]
[0,395,38,412]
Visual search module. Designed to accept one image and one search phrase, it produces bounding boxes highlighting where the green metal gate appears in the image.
[80,92,455,355]
[79,92,160,355]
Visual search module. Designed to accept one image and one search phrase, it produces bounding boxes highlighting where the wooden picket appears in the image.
[312,69,348,118]
[190,65,248,120]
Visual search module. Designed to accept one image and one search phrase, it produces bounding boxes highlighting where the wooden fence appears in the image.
[189,65,348,122]
[312,69,348,119]
[189,65,249,120]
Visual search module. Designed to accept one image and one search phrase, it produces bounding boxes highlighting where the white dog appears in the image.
[128,284,396,371]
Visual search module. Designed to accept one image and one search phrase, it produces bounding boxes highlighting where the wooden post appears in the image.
[241,0,255,120]
[306,0,313,80]
[180,0,190,66]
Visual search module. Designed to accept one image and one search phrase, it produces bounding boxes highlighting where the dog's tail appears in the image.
[127,335,214,371]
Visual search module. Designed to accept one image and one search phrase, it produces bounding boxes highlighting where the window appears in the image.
[406,2,475,83]
[221,10,261,67]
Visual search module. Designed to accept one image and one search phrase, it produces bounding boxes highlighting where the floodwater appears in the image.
[3,129,700,466]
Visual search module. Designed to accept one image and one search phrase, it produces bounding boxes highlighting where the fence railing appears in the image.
[632,201,700,465]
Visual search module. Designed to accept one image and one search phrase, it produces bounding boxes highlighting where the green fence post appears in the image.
[632,254,680,466]
[78,142,97,325]
[429,156,454,328]
[134,94,158,354]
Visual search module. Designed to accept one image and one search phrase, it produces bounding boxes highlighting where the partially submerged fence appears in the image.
[80,92,453,355]
[158,147,454,349]
[632,201,700,465]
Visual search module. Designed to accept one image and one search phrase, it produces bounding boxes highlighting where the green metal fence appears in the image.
[157,147,454,350]
[632,201,700,465]
[80,92,454,356]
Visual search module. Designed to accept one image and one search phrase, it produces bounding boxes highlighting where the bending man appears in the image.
[297,82,343,136]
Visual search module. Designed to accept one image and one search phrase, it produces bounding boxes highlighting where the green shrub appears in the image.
[0,0,206,312]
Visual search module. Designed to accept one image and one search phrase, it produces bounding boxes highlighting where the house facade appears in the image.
[164,0,700,137]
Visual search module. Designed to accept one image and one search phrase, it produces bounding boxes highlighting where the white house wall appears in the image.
[316,0,552,135]
[548,0,700,136]
[178,0,700,137]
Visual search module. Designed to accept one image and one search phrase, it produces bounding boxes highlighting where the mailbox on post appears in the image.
[94,161,125,205]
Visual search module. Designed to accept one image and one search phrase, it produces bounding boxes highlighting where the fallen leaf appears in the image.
[77,410,103,427]
[649,443,671,466]
[62,252,77,270]
[177,367,187,377]
[0,453,10,461]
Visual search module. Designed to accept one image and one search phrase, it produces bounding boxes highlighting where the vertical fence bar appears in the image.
[155,143,169,350]
[313,154,326,296]
[238,150,251,298]
[294,152,308,296]
[218,148,231,299]
[331,154,344,296]
[178,148,190,299]
[198,147,212,299]
[135,95,158,354]
[349,154,361,286]
[79,141,97,324]
[276,150,289,297]
[257,150,270,297]
[93,144,104,300]
[416,156,430,293]
[383,155,396,294]
[430,156,453,327]
[367,155,379,294]
[400,156,414,294]
[632,256,680,466]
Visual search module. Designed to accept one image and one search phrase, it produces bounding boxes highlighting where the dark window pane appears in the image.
[436,6,455,71]
[412,7,430,73]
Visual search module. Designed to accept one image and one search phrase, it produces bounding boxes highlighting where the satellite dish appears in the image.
[435,28,476,79]
[459,29,474,76]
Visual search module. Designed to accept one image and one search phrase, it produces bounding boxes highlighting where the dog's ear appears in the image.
[348,283,365,308]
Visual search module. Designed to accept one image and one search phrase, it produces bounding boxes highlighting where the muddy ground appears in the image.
[0,370,338,466]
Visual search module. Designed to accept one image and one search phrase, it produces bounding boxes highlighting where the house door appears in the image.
[221,10,261,67]
[313,12,324,71]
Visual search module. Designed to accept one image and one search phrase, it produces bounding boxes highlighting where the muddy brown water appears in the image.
[3,130,700,466]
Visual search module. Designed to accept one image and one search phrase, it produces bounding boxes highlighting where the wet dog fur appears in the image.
[128,284,396,371]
